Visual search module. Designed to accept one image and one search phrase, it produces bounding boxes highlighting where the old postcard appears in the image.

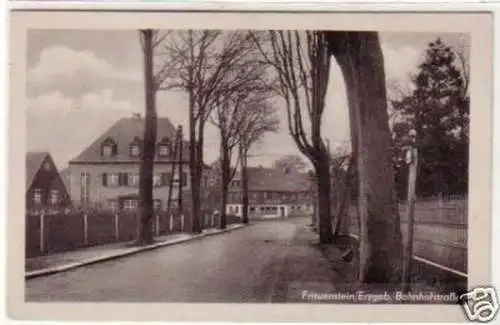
[7,8,495,323]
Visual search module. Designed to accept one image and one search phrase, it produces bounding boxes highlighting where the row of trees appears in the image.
[137,29,469,288]
[137,30,279,245]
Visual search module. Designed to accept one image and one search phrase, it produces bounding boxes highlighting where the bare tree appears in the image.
[326,31,403,286]
[136,29,174,245]
[237,99,279,224]
[156,30,258,233]
[251,30,334,244]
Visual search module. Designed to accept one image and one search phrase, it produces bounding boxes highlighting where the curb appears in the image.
[25,223,249,280]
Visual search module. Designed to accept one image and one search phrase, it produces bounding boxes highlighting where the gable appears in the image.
[26,152,49,189]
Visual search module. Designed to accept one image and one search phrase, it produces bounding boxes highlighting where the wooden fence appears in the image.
[26,210,241,258]
[347,197,468,274]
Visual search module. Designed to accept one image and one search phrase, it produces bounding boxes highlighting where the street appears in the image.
[25,217,341,303]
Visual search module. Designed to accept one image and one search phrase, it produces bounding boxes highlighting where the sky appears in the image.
[26,30,469,170]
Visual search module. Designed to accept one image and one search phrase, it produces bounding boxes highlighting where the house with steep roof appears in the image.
[26,152,73,215]
[66,115,196,212]
[226,166,314,219]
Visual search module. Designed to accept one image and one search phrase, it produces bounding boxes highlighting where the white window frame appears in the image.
[128,173,139,187]
[108,173,119,187]
[123,199,137,211]
[159,145,170,156]
[153,173,162,187]
[50,190,60,205]
[33,188,42,204]
[108,200,119,212]
[130,145,140,157]
[102,145,113,157]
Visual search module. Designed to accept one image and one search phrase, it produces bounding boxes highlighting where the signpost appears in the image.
[402,146,418,293]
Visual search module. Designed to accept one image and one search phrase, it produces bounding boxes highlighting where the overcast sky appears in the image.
[26,30,469,170]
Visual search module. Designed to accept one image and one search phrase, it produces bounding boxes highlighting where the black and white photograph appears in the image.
[8,10,495,323]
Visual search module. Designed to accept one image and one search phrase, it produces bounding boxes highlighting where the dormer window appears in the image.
[101,138,117,157]
[158,137,172,157]
[129,137,142,157]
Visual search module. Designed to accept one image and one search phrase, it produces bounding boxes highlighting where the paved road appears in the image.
[25,217,339,302]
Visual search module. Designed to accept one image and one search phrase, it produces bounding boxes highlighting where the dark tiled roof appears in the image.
[69,117,189,164]
[26,152,49,189]
[233,167,311,192]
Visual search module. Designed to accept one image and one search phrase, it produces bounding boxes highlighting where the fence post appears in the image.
[155,214,160,236]
[169,214,173,232]
[39,211,45,253]
[181,214,185,232]
[83,213,88,245]
[114,213,119,241]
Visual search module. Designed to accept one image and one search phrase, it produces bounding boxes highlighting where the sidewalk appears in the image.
[25,223,246,279]
[275,224,452,304]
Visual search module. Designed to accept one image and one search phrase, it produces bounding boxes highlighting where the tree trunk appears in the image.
[190,120,203,234]
[315,157,333,244]
[240,145,249,224]
[328,32,403,286]
[137,29,156,246]
[219,140,229,230]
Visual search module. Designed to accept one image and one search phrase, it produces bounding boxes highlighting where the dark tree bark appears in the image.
[314,157,333,243]
[240,146,249,224]
[219,140,230,229]
[137,29,156,245]
[327,31,403,285]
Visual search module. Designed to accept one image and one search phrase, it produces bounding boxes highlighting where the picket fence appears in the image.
[25,210,240,258]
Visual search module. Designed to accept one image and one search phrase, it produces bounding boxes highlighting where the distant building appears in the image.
[26,152,73,215]
[226,166,314,219]
[66,116,202,212]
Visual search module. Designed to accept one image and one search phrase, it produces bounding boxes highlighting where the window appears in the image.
[153,173,162,187]
[159,145,170,157]
[128,173,139,187]
[101,138,117,157]
[33,189,42,204]
[158,138,172,157]
[50,190,60,205]
[80,172,90,205]
[123,199,138,211]
[129,145,140,157]
[154,199,162,211]
[235,206,239,214]
[103,173,119,187]
[102,146,113,157]
[108,200,119,212]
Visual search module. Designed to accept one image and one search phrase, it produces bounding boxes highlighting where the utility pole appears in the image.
[402,130,418,293]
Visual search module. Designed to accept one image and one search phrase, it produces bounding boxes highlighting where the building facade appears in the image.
[26,152,73,215]
[226,166,314,219]
[67,116,193,212]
